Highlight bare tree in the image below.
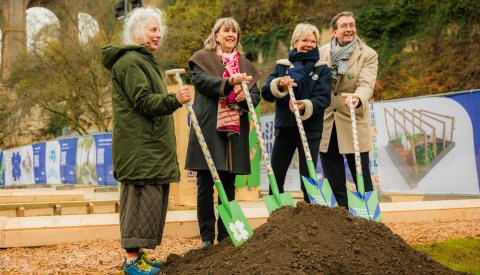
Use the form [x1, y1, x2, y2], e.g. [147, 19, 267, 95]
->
[7, 0, 121, 139]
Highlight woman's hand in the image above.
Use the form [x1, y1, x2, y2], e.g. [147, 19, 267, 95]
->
[176, 86, 192, 104]
[228, 73, 248, 86]
[289, 99, 304, 113]
[278, 76, 295, 88]
[233, 85, 245, 102]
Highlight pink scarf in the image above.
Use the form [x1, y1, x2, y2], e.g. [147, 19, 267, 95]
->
[216, 47, 242, 135]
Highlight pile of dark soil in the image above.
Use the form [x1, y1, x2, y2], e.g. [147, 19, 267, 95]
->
[163, 202, 456, 274]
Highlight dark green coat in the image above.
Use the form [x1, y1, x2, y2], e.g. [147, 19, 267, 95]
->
[101, 45, 182, 184]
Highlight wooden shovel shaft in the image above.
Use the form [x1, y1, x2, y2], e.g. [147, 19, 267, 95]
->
[241, 81, 280, 196]
[287, 86, 313, 162]
[287, 86, 318, 178]
[347, 95, 365, 195]
[168, 70, 231, 210]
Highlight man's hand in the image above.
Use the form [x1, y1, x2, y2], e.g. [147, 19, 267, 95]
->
[344, 95, 360, 108]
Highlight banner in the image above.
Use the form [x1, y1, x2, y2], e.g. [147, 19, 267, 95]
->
[447, 91, 480, 191]
[373, 90, 480, 194]
[76, 135, 97, 185]
[3, 146, 34, 185]
[93, 134, 116, 186]
[259, 113, 303, 192]
[45, 141, 61, 184]
[60, 138, 77, 184]
[33, 143, 46, 184]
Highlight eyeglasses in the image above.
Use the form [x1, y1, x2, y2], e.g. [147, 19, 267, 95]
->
[337, 24, 356, 30]
[300, 39, 317, 45]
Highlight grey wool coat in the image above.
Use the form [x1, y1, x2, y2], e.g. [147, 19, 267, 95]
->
[185, 49, 260, 174]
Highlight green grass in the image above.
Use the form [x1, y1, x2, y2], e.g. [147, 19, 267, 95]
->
[414, 238, 480, 274]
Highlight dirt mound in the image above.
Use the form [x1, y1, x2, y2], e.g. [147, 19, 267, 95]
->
[163, 202, 456, 275]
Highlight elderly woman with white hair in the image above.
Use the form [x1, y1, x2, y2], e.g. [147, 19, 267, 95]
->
[261, 23, 331, 203]
[101, 7, 191, 275]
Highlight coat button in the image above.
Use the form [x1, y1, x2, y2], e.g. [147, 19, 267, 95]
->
[334, 92, 337, 96]
[333, 108, 336, 112]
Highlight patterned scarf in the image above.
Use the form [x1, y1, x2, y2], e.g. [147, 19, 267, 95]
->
[287, 48, 319, 99]
[330, 37, 358, 80]
[216, 47, 241, 135]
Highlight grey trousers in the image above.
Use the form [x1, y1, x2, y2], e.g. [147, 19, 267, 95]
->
[119, 183, 169, 250]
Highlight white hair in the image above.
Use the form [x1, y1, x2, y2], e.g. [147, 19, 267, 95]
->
[122, 7, 166, 46]
[290, 23, 320, 50]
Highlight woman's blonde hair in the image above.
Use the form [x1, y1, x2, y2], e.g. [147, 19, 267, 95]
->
[290, 23, 320, 50]
[204, 17, 243, 52]
[122, 7, 166, 46]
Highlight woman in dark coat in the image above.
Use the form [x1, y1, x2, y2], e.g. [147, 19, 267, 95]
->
[101, 7, 191, 275]
[185, 17, 260, 248]
[262, 23, 331, 203]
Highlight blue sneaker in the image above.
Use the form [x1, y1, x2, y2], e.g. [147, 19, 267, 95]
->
[123, 256, 160, 275]
[140, 250, 161, 268]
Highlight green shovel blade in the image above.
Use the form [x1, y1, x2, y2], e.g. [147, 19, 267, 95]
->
[264, 192, 295, 214]
[303, 176, 338, 207]
[263, 173, 295, 214]
[347, 189, 382, 222]
[216, 199, 254, 246]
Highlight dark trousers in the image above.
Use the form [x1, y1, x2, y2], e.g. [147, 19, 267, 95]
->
[196, 170, 236, 243]
[270, 127, 321, 203]
[320, 124, 373, 209]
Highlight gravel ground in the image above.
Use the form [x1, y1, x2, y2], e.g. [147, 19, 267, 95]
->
[0, 218, 478, 274]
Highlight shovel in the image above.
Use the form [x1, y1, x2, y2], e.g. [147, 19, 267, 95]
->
[287, 85, 337, 207]
[343, 93, 382, 222]
[166, 69, 253, 246]
[240, 80, 295, 214]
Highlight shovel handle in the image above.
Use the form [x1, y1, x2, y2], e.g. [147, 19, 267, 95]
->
[287, 86, 318, 179]
[166, 68, 186, 76]
[347, 95, 365, 195]
[241, 81, 281, 196]
[240, 81, 272, 174]
[287, 85, 312, 162]
[168, 70, 220, 183]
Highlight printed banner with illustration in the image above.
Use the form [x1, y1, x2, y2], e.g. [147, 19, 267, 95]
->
[373, 90, 480, 195]
[259, 90, 480, 195]
[0, 134, 116, 186]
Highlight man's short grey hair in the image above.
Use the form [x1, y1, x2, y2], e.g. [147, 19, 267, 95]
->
[204, 17, 243, 52]
[290, 23, 320, 50]
[122, 7, 166, 46]
[330, 11, 356, 29]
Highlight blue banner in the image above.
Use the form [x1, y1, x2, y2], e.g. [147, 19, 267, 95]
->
[60, 138, 77, 184]
[93, 134, 116, 186]
[33, 143, 46, 184]
[447, 90, 480, 190]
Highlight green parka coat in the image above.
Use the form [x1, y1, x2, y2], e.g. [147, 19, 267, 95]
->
[101, 45, 182, 184]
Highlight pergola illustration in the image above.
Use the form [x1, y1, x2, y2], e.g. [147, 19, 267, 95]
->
[384, 108, 455, 188]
